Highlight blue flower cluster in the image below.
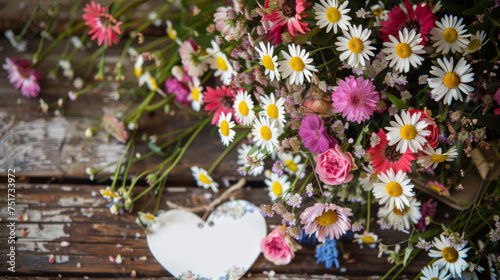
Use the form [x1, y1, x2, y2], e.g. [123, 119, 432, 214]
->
[315, 237, 339, 269]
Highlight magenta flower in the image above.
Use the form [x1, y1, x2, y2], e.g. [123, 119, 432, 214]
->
[299, 115, 337, 154]
[332, 76, 380, 124]
[3, 58, 42, 98]
[203, 86, 243, 125]
[300, 203, 353, 242]
[83, 1, 123, 47]
[165, 77, 190, 105]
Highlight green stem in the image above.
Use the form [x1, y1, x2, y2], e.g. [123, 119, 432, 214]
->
[154, 177, 166, 214]
[114, 0, 149, 18]
[290, 156, 309, 191]
[110, 130, 135, 192]
[381, 263, 401, 280]
[16, 2, 39, 41]
[391, 249, 420, 280]
[366, 191, 371, 232]
[144, 94, 175, 112]
[207, 128, 250, 175]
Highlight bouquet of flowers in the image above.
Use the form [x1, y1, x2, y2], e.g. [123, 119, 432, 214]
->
[4, 0, 500, 278]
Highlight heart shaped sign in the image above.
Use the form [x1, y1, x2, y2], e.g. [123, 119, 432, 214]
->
[147, 200, 267, 279]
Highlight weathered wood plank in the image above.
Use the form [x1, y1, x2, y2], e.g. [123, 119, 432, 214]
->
[0, 182, 453, 278]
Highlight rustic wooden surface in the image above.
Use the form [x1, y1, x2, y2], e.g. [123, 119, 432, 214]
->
[0, 34, 462, 279]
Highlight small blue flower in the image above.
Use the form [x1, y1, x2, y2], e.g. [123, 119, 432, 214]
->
[298, 229, 319, 246]
[315, 237, 339, 269]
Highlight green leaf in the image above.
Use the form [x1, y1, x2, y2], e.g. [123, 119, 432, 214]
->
[441, 223, 448, 232]
[467, 21, 491, 36]
[109, 2, 115, 15]
[463, 3, 484, 15]
[373, 67, 390, 91]
[386, 92, 409, 110]
[148, 141, 167, 157]
[191, 34, 215, 48]
[410, 227, 442, 243]
[247, 145, 260, 157]
[403, 247, 413, 266]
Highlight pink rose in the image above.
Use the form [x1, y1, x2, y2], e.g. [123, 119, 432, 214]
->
[261, 226, 294, 265]
[315, 145, 357, 185]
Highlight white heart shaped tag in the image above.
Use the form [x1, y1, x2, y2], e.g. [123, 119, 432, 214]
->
[147, 200, 267, 279]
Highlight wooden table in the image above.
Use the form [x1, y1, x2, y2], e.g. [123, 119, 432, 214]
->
[0, 36, 459, 279]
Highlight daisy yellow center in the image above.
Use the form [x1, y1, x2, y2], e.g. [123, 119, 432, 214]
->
[372, 6, 384, 17]
[316, 210, 338, 226]
[220, 120, 230, 136]
[191, 88, 200, 101]
[430, 278, 439, 280]
[144, 214, 156, 220]
[285, 159, 298, 172]
[168, 26, 176, 40]
[149, 77, 158, 91]
[442, 247, 459, 263]
[326, 7, 341, 23]
[392, 205, 409, 215]
[431, 154, 448, 163]
[361, 236, 375, 243]
[272, 181, 283, 196]
[386, 181, 403, 197]
[400, 125, 418, 140]
[443, 28, 458, 43]
[262, 55, 275, 71]
[396, 42, 412, 58]
[260, 126, 272, 141]
[238, 101, 249, 116]
[289, 56, 305, 71]
[267, 104, 279, 119]
[443, 72, 460, 89]
[134, 67, 142, 77]
[216, 57, 228, 71]
[199, 174, 211, 185]
[468, 39, 481, 51]
[348, 37, 364, 54]
[101, 190, 120, 198]
[429, 184, 448, 196]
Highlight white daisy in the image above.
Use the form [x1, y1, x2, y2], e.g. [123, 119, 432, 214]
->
[138, 71, 159, 92]
[313, 0, 352, 34]
[166, 20, 182, 45]
[335, 24, 376, 68]
[279, 152, 305, 179]
[134, 54, 144, 77]
[264, 170, 291, 201]
[359, 164, 379, 192]
[377, 197, 421, 232]
[191, 166, 219, 193]
[255, 41, 280, 82]
[259, 92, 286, 127]
[465, 30, 489, 54]
[188, 78, 204, 112]
[373, 168, 415, 211]
[217, 112, 236, 146]
[430, 14, 470, 55]
[137, 212, 159, 231]
[233, 89, 255, 126]
[418, 145, 459, 169]
[252, 115, 280, 153]
[420, 265, 452, 280]
[428, 57, 475, 105]
[382, 28, 425, 73]
[278, 44, 317, 85]
[353, 231, 378, 246]
[428, 234, 470, 278]
[207, 40, 235, 85]
[385, 110, 431, 154]
[237, 144, 265, 176]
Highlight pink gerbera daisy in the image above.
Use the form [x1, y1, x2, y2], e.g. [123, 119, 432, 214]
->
[3, 58, 43, 98]
[379, 0, 436, 45]
[300, 203, 352, 242]
[263, 0, 310, 37]
[83, 1, 123, 47]
[331, 76, 380, 124]
[367, 129, 416, 175]
[203, 86, 243, 125]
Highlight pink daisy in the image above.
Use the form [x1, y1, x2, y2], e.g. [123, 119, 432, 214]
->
[82, 1, 123, 47]
[3, 58, 42, 98]
[179, 39, 208, 78]
[203, 86, 243, 125]
[263, 0, 310, 37]
[331, 76, 380, 124]
[298, 114, 337, 154]
[367, 129, 416, 175]
[379, 0, 436, 45]
[300, 203, 352, 242]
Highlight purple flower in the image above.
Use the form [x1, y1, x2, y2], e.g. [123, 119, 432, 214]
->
[298, 115, 337, 154]
[3, 58, 42, 98]
[165, 77, 190, 105]
[272, 161, 284, 176]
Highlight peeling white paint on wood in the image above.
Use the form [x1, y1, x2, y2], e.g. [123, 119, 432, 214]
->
[58, 197, 103, 207]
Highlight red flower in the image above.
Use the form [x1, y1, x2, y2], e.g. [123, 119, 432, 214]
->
[379, 0, 436, 45]
[367, 129, 416, 174]
[263, 0, 310, 37]
[203, 86, 243, 125]
[83, 1, 123, 47]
